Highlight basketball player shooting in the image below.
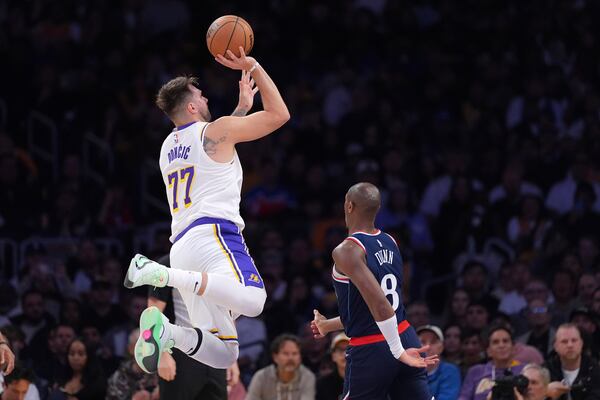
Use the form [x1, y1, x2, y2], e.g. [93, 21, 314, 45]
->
[123, 46, 290, 374]
[311, 183, 437, 399]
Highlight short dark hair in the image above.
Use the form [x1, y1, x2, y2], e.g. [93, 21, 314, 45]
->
[460, 328, 482, 342]
[443, 322, 462, 334]
[461, 260, 487, 276]
[270, 333, 301, 355]
[466, 300, 490, 314]
[485, 323, 513, 345]
[4, 364, 35, 385]
[553, 268, 575, 283]
[156, 76, 198, 119]
[22, 289, 43, 304]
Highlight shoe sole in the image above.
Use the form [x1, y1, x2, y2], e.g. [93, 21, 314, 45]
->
[134, 306, 164, 373]
[123, 256, 141, 289]
[123, 256, 156, 289]
[123, 272, 135, 288]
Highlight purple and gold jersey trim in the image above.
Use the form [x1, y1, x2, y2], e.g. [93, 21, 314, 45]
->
[175, 121, 199, 130]
[209, 328, 238, 342]
[213, 224, 243, 284]
[176, 217, 264, 289]
[214, 222, 264, 289]
[174, 216, 231, 243]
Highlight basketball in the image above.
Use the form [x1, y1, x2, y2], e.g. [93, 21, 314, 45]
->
[206, 15, 254, 59]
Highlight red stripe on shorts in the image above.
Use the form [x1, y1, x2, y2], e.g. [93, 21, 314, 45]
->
[349, 320, 410, 346]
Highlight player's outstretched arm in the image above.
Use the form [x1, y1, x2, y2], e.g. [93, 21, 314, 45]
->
[333, 241, 438, 368]
[212, 47, 290, 143]
[311, 310, 343, 339]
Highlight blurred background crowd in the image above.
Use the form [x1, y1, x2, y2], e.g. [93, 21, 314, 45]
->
[1, 0, 600, 399]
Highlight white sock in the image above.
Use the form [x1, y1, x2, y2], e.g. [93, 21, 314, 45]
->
[167, 268, 203, 294]
[169, 323, 200, 355]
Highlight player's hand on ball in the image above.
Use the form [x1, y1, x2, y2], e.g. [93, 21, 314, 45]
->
[215, 47, 256, 71]
[236, 70, 259, 112]
[157, 351, 176, 381]
[311, 309, 328, 338]
[398, 346, 439, 368]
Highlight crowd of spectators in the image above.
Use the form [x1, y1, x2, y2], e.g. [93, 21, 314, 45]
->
[1, 0, 600, 398]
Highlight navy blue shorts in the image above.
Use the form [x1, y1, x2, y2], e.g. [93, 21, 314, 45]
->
[343, 326, 431, 400]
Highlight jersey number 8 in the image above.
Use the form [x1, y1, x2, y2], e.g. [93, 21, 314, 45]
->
[380, 274, 400, 311]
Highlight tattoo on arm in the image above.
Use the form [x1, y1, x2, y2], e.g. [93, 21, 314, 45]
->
[231, 108, 248, 117]
[203, 134, 228, 155]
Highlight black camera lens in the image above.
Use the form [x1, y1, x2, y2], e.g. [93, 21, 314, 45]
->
[491, 373, 529, 400]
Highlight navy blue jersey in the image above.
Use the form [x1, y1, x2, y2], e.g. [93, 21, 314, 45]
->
[332, 230, 406, 338]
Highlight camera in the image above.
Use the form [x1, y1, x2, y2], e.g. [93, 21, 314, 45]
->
[491, 371, 529, 400]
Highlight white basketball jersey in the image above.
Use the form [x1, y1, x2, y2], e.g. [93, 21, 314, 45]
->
[159, 121, 244, 242]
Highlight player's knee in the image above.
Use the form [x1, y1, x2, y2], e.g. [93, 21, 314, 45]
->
[220, 344, 239, 368]
[241, 297, 264, 317]
[243, 288, 266, 317]
[246, 301, 264, 317]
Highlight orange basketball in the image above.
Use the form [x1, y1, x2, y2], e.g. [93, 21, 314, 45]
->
[206, 15, 254, 58]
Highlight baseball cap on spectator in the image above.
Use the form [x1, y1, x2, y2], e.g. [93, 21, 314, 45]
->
[570, 307, 593, 321]
[416, 325, 444, 341]
[330, 332, 350, 351]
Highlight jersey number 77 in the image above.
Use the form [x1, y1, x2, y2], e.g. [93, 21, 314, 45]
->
[167, 166, 195, 212]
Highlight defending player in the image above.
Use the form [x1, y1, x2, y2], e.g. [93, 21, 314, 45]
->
[311, 182, 437, 400]
[124, 47, 290, 373]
